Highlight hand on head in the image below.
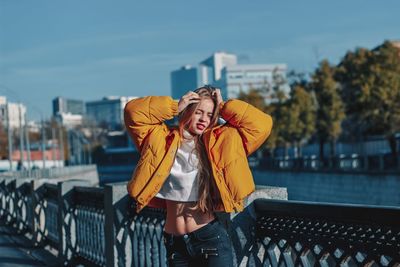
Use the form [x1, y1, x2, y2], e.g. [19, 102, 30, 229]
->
[212, 88, 223, 107]
[178, 91, 200, 113]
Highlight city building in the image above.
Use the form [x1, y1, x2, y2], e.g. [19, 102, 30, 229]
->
[86, 96, 136, 130]
[11, 147, 61, 161]
[199, 52, 237, 85]
[170, 52, 288, 102]
[0, 96, 26, 129]
[171, 65, 198, 100]
[26, 120, 41, 133]
[217, 64, 289, 101]
[52, 97, 85, 116]
[55, 113, 83, 129]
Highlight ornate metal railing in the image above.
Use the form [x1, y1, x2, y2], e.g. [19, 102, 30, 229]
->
[0, 178, 15, 224]
[254, 199, 400, 266]
[74, 186, 106, 266]
[14, 178, 33, 232]
[43, 183, 59, 245]
[0, 174, 399, 267]
[104, 183, 167, 267]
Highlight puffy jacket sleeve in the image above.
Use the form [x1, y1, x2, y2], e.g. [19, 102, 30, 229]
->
[220, 99, 273, 156]
[124, 96, 178, 152]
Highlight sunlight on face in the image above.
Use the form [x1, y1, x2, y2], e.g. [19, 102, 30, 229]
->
[188, 98, 215, 135]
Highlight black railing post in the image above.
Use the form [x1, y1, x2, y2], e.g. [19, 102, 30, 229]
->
[57, 179, 90, 266]
[15, 178, 32, 233]
[30, 178, 47, 246]
[4, 178, 16, 225]
[104, 182, 131, 267]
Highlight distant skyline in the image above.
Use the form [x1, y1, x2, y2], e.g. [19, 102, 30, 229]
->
[1, 0, 399, 121]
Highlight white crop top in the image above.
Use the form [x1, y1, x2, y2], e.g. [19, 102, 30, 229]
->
[156, 132, 199, 202]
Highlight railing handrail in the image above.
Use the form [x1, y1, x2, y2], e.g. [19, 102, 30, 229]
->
[0, 165, 98, 179]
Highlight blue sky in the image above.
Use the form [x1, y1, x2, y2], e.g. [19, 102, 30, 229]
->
[0, 0, 399, 120]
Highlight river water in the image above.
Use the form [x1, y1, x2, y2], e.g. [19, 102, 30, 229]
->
[98, 165, 400, 207]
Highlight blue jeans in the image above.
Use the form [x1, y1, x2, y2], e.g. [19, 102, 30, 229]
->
[163, 218, 234, 267]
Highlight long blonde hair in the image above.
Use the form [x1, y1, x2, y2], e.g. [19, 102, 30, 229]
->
[178, 86, 221, 212]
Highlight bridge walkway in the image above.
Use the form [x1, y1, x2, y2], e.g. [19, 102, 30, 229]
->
[0, 219, 57, 267]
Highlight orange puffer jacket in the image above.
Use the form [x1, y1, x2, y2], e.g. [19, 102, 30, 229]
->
[124, 96, 273, 213]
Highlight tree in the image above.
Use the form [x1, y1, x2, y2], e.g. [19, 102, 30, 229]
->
[311, 60, 345, 159]
[237, 88, 275, 154]
[335, 47, 373, 139]
[336, 41, 400, 157]
[237, 86, 287, 156]
[267, 69, 292, 155]
[238, 70, 316, 159]
[263, 102, 289, 156]
[284, 85, 316, 157]
[237, 88, 266, 111]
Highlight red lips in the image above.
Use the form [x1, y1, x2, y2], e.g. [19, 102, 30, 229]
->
[196, 123, 206, 130]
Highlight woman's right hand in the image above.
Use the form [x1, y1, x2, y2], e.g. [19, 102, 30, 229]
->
[178, 91, 200, 113]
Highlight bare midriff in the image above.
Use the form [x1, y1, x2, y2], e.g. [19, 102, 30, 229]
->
[164, 200, 215, 235]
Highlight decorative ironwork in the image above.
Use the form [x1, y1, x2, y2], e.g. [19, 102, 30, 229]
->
[104, 183, 167, 267]
[126, 206, 166, 267]
[0, 178, 16, 224]
[2, 175, 399, 267]
[14, 181, 32, 232]
[46, 199, 59, 243]
[255, 199, 400, 266]
[74, 186, 106, 266]
[76, 205, 106, 266]
[44, 184, 59, 244]
[31, 183, 49, 246]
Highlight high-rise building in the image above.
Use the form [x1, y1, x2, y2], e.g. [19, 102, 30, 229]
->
[218, 64, 289, 101]
[171, 65, 198, 100]
[0, 96, 26, 129]
[52, 97, 85, 128]
[52, 97, 85, 116]
[170, 52, 288, 102]
[198, 52, 237, 85]
[86, 96, 136, 130]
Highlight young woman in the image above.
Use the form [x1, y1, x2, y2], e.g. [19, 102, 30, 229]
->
[124, 86, 272, 266]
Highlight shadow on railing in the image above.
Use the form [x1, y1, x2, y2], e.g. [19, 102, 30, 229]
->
[0, 175, 399, 266]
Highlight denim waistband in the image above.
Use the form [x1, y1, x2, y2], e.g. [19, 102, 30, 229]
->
[163, 218, 219, 241]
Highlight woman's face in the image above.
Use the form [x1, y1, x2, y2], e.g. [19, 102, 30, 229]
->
[188, 98, 215, 135]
